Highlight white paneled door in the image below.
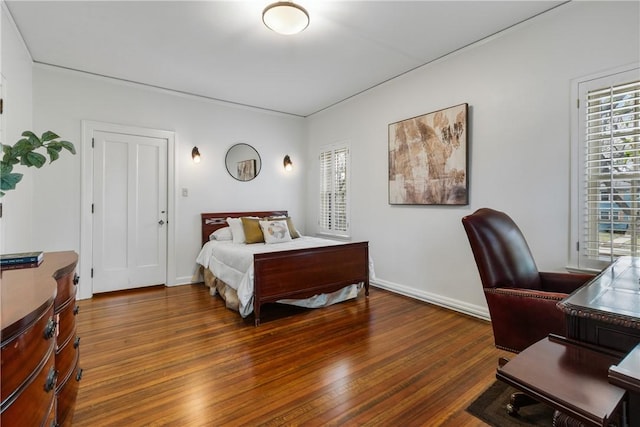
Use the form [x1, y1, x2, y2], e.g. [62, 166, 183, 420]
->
[92, 130, 168, 293]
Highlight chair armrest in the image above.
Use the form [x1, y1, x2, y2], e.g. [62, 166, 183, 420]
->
[539, 271, 596, 294]
[486, 287, 568, 302]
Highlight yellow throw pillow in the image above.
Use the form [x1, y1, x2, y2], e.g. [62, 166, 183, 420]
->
[241, 217, 264, 243]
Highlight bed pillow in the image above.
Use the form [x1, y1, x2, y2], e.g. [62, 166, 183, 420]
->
[241, 217, 265, 244]
[259, 219, 293, 244]
[210, 226, 232, 241]
[268, 216, 300, 239]
[226, 217, 246, 244]
[285, 217, 300, 239]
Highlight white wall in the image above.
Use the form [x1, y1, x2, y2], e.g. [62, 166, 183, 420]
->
[0, 2, 34, 254]
[31, 65, 306, 292]
[305, 1, 640, 318]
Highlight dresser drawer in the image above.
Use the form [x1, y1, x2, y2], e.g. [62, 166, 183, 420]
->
[54, 269, 78, 309]
[56, 353, 81, 427]
[56, 299, 78, 351]
[1, 305, 56, 403]
[0, 345, 56, 426]
[56, 332, 79, 387]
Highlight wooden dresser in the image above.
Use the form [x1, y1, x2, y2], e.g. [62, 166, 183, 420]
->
[1, 251, 81, 426]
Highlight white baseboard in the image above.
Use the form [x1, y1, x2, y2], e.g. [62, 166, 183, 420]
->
[371, 278, 490, 321]
[169, 276, 199, 286]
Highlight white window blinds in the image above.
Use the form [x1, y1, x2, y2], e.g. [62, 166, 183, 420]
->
[578, 75, 640, 269]
[319, 143, 350, 236]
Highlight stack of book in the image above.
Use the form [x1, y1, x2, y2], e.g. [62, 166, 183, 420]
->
[1, 251, 44, 270]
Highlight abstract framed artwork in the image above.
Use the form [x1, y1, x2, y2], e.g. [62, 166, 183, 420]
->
[388, 103, 468, 205]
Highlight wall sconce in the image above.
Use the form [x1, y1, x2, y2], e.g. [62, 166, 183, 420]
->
[192, 146, 201, 163]
[283, 155, 293, 172]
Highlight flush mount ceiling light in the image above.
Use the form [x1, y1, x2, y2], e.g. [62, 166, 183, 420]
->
[262, 2, 309, 35]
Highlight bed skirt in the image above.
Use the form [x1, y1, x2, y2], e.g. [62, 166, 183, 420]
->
[201, 266, 363, 316]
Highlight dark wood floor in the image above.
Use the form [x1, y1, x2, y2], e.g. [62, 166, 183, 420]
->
[72, 284, 507, 426]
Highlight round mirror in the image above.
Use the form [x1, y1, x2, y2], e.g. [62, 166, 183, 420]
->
[225, 143, 261, 181]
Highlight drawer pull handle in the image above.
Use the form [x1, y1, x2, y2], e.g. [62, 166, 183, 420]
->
[44, 367, 58, 392]
[73, 273, 80, 285]
[43, 318, 57, 340]
[73, 305, 80, 315]
[74, 336, 81, 348]
[76, 368, 84, 382]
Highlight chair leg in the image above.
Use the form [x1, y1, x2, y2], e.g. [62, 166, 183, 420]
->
[506, 392, 538, 416]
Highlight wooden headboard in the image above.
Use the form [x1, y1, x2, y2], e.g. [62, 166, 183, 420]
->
[201, 211, 288, 246]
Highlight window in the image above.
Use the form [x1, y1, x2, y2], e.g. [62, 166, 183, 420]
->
[572, 68, 640, 270]
[319, 142, 350, 237]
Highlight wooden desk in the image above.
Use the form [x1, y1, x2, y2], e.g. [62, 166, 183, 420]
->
[497, 335, 625, 427]
[609, 343, 640, 427]
[558, 256, 640, 425]
[558, 256, 640, 354]
[497, 257, 640, 426]
[610, 343, 640, 394]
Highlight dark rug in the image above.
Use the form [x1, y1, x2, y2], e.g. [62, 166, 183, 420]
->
[467, 381, 555, 426]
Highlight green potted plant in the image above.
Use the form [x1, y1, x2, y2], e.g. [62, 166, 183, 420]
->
[1, 130, 76, 197]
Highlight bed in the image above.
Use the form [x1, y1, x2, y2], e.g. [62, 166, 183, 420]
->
[197, 211, 370, 326]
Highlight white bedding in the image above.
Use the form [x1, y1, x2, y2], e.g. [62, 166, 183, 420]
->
[195, 236, 374, 317]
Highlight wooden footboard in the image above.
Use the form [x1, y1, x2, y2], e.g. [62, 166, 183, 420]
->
[253, 241, 369, 326]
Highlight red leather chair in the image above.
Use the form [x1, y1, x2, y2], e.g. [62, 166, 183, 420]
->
[462, 208, 595, 353]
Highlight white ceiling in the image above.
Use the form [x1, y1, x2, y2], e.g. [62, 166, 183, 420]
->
[6, 1, 565, 117]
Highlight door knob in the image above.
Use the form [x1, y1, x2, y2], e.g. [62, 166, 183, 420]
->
[158, 220, 165, 225]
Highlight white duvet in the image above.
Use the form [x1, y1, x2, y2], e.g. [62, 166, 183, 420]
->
[195, 236, 374, 317]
